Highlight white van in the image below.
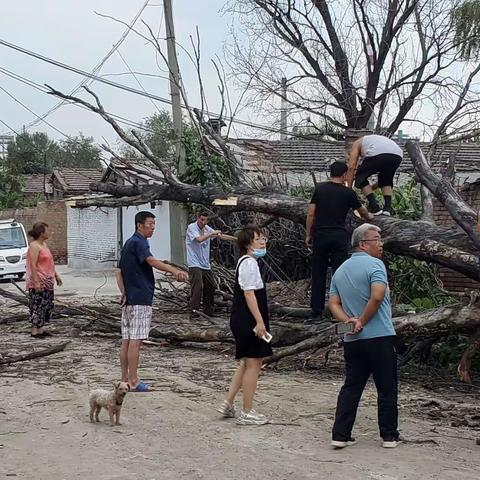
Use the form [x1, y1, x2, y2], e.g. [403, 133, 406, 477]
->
[0, 219, 29, 279]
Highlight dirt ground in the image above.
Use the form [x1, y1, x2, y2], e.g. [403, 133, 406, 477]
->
[1, 291, 480, 480]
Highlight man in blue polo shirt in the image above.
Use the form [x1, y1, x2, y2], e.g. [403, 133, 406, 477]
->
[328, 223, 400, 449]
[116, 211, 188, 392]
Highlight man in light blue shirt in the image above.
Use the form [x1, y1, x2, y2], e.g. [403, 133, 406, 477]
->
[186, 211, 236, 317]
[328, 223, 400, 449]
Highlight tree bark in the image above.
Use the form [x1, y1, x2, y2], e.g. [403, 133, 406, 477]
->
[0, 342, 70, 365]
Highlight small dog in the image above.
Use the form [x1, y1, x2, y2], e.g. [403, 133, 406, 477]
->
[89, 381, 130, 426]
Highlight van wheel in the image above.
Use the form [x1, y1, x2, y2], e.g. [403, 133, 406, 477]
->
[17, 273, 25, 280]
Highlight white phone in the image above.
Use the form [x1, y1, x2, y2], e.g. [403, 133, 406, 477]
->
[253, 326, 273, 343]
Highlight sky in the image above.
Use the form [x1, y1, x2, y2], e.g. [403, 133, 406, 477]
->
[0, 0, 256, 148]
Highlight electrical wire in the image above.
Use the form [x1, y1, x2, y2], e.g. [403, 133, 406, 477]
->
[20, 0, 151, 132]
[0, 36, 312, 139]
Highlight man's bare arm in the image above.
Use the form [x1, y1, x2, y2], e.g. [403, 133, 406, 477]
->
[357, 206, 373, 220]
[346, 139, 361, 188]
[358, 283, 386, 326]
[194, 230, 220, 243]
[328, 294, 350, 323]
[218, 233, 237, 242]
[146, 257, 188, 282]
[306, 204, 316, 246]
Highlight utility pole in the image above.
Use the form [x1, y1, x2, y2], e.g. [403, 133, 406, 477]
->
[164, 0, 187, 264]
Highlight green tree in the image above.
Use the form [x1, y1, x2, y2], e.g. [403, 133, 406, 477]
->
[6, 131, 60, 174]
[453, 1, 480, 58]
[0, 153, 24, 209]
[54, 133, 103, 169]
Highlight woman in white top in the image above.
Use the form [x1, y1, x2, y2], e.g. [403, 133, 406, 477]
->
[217, 226, 272, 425]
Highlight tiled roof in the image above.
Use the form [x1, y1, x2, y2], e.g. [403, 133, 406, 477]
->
[22, 174, 46, 194]
[52, 168, 105, 194]
[226, 138, 480, 174]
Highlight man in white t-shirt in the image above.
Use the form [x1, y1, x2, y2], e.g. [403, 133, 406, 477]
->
[185, 212, 236, 317]
[346, 134, 403, 216]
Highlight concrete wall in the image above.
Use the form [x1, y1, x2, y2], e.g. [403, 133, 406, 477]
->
[121, 202, 171, 261]
[0, 201, 67, 264]
[67, 206, 118, 270]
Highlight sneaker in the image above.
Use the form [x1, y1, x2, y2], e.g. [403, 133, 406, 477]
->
[304, 314, 322, 325]
[331, 438, 356, 449]
[236, 409, 269, 425]
[369, 205, 383, 216]
[381, 207, 395, 217]
[382, 437, 401, 448]
[217, 400, 236, 418]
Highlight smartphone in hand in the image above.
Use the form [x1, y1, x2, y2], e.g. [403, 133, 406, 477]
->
[335, 322, 354, 335]
[253, 326, 273, 343]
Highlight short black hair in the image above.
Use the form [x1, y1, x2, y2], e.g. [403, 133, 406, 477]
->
[330, 161, 348, 177]
[135, 211, 155, 229]
[197, 211, 209, 218]
[237, 225, 263, 256]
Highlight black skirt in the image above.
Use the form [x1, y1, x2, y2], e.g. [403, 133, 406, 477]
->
[230, 257, 273, 359]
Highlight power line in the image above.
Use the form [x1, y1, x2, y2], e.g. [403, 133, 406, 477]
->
[0, 36, 304, 138]
[19, 0, 151, 132]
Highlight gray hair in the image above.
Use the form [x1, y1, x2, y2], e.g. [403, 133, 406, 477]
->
[351, 223, 381, 248]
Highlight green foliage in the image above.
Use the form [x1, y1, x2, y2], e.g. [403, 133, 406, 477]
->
[6, 131, 102, 174]
[453, 1, 480, 59]
[430, 335, 480, 373]
[7, 131, 60, 174]
[54, 134, 102, 169]
[383, 181, 455, 310]
[179, 128, 233, 187]
[289, 183, 314, 200]
[0, 155, 24, 209]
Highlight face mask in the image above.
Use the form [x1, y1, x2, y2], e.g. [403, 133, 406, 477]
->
[253, 247, 267, 258]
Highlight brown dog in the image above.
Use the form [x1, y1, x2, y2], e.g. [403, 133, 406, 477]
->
[89, 381, 130, 426]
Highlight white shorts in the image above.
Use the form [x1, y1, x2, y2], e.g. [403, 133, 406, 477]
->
[121, 305, 152, 340]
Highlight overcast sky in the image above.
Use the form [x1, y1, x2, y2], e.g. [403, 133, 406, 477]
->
[0, 0, 257, 147]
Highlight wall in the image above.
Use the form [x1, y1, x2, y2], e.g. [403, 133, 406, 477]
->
[0, 201, 67, 264]
[67, 206, 118, 270]
[433, 186, 480, 293]
[121, 202, 171, 261]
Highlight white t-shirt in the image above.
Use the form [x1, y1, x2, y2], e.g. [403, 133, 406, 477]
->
[237, 255, 264, 291]
[361, 135, 403, 158]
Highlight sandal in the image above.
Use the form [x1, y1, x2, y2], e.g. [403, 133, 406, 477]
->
[31, 333, 45, 339]
[129, 381, 153, 392]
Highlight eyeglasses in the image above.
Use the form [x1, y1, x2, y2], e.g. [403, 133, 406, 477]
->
[361, 238, 384, 244]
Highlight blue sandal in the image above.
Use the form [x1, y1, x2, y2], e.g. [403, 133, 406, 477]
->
[129, 382, 152, 392]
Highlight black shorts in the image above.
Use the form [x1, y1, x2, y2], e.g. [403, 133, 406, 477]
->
[354, 153, 402, 189]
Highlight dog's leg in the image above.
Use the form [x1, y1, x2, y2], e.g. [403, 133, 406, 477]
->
[89, 404, 95, 423]
[108, 407, 115, 426]
[115, 408, 121, 426]
[95, 406, 101, 422]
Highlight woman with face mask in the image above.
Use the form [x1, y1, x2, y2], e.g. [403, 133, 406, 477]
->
[217, 226, 272, 425]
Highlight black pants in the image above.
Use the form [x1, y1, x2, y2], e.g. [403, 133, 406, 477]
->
[311, 229, 349, 315]
[332, 336, 399, 441]
[189, 267, 215, 315]
[354, 153, 402, 189]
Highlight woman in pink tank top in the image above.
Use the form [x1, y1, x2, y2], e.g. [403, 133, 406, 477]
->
[25, 222, 63, 338]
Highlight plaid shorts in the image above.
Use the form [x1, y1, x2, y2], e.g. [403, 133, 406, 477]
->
[121, 305, 152, 340]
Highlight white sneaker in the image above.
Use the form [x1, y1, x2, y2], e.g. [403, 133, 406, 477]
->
[331, 438, 357, 449]
[382, 438, 401, 448]
[216, 400, 236, 418]
[236, 409, 269, 425]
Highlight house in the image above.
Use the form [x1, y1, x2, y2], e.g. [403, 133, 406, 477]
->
[65, 160, 175, 270]
[49, 168, 104, 200]
[22, 174, 52, 200]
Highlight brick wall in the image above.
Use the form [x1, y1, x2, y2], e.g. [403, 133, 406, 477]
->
[433, 188, 480, 293]
[67, 207, 118, 270]
[0, 201, 67, 264]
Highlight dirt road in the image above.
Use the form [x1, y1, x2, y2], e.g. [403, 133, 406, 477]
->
[1, 309, 479, 480]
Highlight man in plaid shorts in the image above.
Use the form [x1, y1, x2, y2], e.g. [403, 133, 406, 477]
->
[116, 211, 188, 392]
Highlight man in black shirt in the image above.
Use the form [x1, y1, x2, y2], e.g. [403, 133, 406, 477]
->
[306, 161, 371, 320]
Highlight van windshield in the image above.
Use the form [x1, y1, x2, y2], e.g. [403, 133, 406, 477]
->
[0, 227, 27, 250]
